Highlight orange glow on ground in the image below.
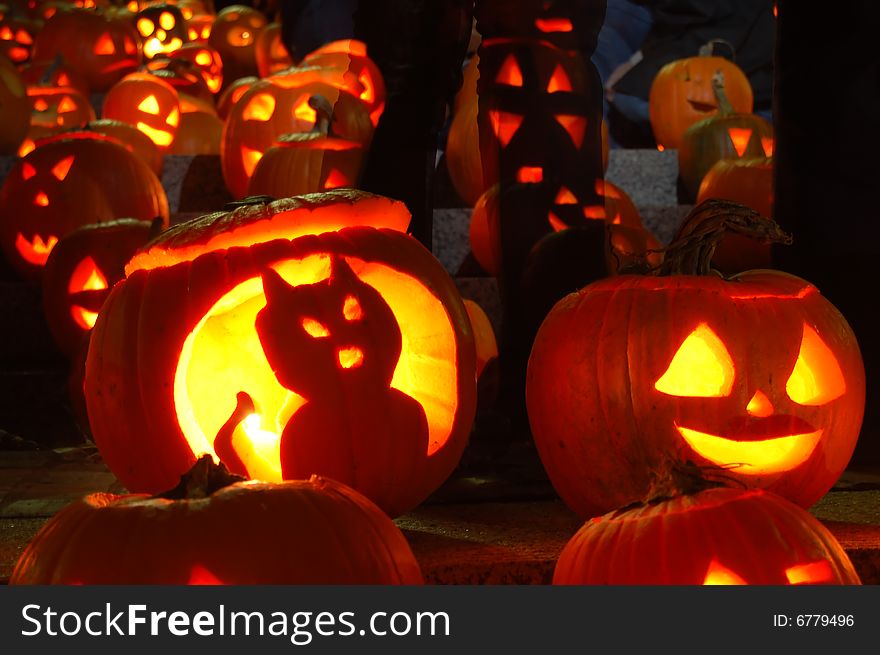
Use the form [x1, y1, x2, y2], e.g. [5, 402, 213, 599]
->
[172, 256, 459, 480]
[655, 323, 734, 397]
[677, 425, 823, 475]
[728, 127, 753, 157]
[15, 233, 57, 265]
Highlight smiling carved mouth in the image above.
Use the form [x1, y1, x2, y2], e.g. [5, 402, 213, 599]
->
[676, 422, 823, 475]
[687, 99, 716, 113]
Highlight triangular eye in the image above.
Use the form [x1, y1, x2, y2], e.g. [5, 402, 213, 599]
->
[554, 187, 577, 204]
[301, 318, 330, 338]
[22, 162, 36, 180]
[57, 96, 76, 113]
[293, 97, 316, 123]
[33, 98, 48, 111]
[761, 136, 774, 157]
[343, 295, 363, 321]
[488, 110, 523, 147]
[241, 145, 263, 177]
[16, 29, 33, 45]
[166, 106, 180, 127]
[547, 212, 567, 232]
[555, 114, 586, 147]
[727, 127, 752, 157]
[495, 55, 523, 87]
[786, 324, 846, 405]
[655, 323, 735, 397]
[51, 155, 74, 180]
[93, 33, 115, 55]
[703, 560, 747, 585]
[124, 36, 137, 55]
[785, 560, 833, 585]
[323, 169, 349, 189]
[546, 64, 572, 93]
[138, 95, 161, 114]
[243, 93, 275, 121]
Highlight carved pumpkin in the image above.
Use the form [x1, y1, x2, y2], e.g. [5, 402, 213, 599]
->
[526, 202, 865, 517]
[11, 457, 424, 584]
[135, 2, 188, 60]
[300, 39, 385, 127]
[696, 155, 775, 273]
[649, 44, 753, 150]
[222, 68, 373, 198]
[168, 41, 223, 94]
[84, 190, 477, 517]
[185, 12, 213, 43]
[216, 73, 255, 119]
[147, 56, 214, 103]
[32, 8, 142, 91]
[102, 71, 181, 150]
[0, 54, 30, 155]
[42, 218, 157, 358]
[0, 133, 169, 280]
[19, 58, 91, 98]
[555, 485, 861, 585]
[678, 72, 773, 199]
[0, 13, 38, 65]
[254, 21, 290, 78]
[26, 84, 95, 137]
[207, 4, 266, 85]
[247, 95, 365, 199]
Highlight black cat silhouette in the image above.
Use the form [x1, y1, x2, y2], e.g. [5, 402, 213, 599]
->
[230, 256, 429, 487]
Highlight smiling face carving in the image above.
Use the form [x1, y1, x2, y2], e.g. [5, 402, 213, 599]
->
[655, 321, 846, 476]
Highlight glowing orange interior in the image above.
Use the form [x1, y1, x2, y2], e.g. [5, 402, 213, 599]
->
[51, 155, 74, 181]
[495, 55, 523, 86]
[517, 166, 543, 183]
[68, 256, 108, 329]
[761, 137, 774, 157]
[172, 254, 460, 481]
[547, 212, 567, 232]
[555, 114, 586, 147]
[785, 560, 833, 585]
[786, 324, 846, 405]
[322, 168, 349, 189]
[489, 110, 522, 147]
[546, 64, 571, 93]
[15, 233, 58, 265]
[93, 33, 115, 55]
[746, 389, 773, 417]
[554, 187, 577, 204]
[243, 93, 275, 121]
[727, 127, 752, 157]
[655, 323, 734, 397]
[534, 17, 573, 32]
[703, 560, 747, 585]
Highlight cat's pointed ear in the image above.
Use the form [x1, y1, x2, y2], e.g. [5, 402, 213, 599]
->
[260, 267, 289, 304]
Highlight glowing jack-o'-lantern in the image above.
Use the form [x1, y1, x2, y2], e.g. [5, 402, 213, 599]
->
[554, 484, 861, 584]
[0, 14, 38, 65]
[222, 68, 373, 198]
[42, 218, 158, 357]
[0, 54, 30, 155]
[301, 39, 385, 127]
[0, 134, 169, 281]
[207, 4, 266, 84]
[248, 95, 365, 199]
[649, 43, 753, 150]
[80, 118, 164, 175]
[216, 74, 256, 119]
[32, 8, 142, 91]
[695, 156, 774, 273]
[26, 85, 95, 134]
[168, 42, 223, 93]
[254, 21, 291, 78]
[527, 201, 865, 518]
[678, 72, 773, 199]
[185, 13, 213, 43]
[136, 3, 188, 59]
[11, 456, 424, 585]
[20, 59, 91, 98]
[84, 191, 476, 518]
[102, 71, 181, 150]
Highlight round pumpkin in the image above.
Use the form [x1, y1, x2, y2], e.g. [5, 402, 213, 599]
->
[19, 58, 91, 98]
[526, 201, 865, 517]
[254, 21, 290, 78]
[216, 74, 256, 119]
[554, 485, 861, 585]
[134, 2, 188, 60]
[167, 41, 223, 94]
[103, 71, 182, 151]
[695, 155, 774, 273]
[222, 67, 373, 198]
[32, 8, 142, 91]
[207, 4, 266, 85]
[11, 456, 424, 584]
[648, 44, 753, 151]
[0, 133, 169, 280]
[82, 117, 164, 175]
[168, 92, 223, 154]
[0, 54, 30, 155]
[247, 95, 365, 198]
[84, 190, 476, 518]
[42, 218, 157, 358]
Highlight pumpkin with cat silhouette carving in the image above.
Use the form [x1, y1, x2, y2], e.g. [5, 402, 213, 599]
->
[84, 190, 477, 517]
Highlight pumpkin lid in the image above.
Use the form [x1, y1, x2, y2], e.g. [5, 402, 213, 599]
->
[126, 189, 412, 273]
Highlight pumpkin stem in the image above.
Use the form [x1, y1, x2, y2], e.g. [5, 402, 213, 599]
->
[155, 454, 247, 500]
[644, 459, 746, 504]
[711, 70, 735, 116]
[309, 94, 335, 136]
[224, 195, 275, 209]
[697, 39, 736, 61]
[40, 54, 65, 87]
[656, 199, 791, 277]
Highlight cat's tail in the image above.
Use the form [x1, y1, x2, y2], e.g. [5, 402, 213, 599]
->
[213, 391, 255, 478]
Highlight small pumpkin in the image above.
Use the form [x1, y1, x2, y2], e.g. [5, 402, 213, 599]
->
[527, 201, 865, 518]
[0, 132, 169, 280]
[678, 71, 773, 199]
[11, 456, 424, 584]
[102, 71, 181, 150]
[135, 2, 188, 60]
[0, 12, 39, 65]
[555, 481, 860, 585]
[167, 41, 223, 94]
[19, 57, 91, 98]
[207, 4, 266, 85]
[42, 218, 158, 358]
[247, 94, 365, 198]
[84, 190, 476, 517]
[648, 42, 753, 150]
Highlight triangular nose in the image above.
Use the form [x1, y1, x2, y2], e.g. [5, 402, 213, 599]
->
[746, 389, 774, 417]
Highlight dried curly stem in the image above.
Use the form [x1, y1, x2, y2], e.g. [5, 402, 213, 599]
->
[657, 199, 792, 277]
[155, 454, 246, 500]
